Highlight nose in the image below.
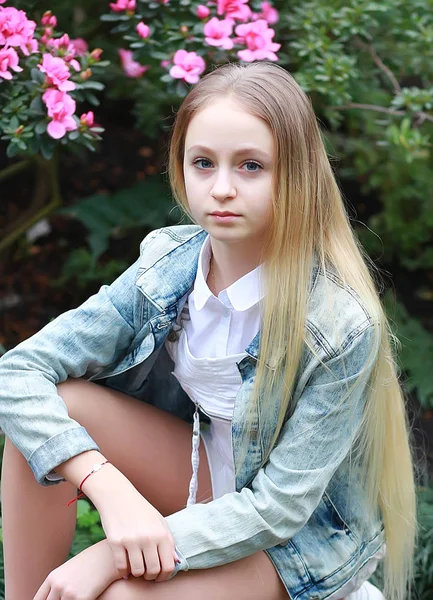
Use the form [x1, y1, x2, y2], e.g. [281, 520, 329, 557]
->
[210, 167, 236, 201]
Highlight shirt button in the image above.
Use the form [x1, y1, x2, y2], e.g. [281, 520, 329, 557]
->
[167, 330, 178, 342]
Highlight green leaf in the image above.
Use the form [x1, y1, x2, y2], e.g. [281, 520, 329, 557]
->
[30, 68, 45, 85]
[35, 121, 47, 135]
[93, 60, 111, 68]
[75, 81, 105, 91]
[29, 96, 45, 116]
[67, 129, 80, 141]
[100, 13, 132, 21]
[39, 136, 55, 160]
[57, 178, 173, 262]
[9, 116, 19, 130]
[84, 92, 101, 106]
[385, 292, 433, 408]
[6, 142, 20, 158]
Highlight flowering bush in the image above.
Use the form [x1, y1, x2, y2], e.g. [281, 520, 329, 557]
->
[104, 0, 281, 80]
[0, 2, 109, 159]
[100, 0, 282, 135]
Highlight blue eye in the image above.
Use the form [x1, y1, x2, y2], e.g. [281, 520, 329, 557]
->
[193, 159, 263, 171]
[193, 158, 213, 169]
[243, 161, 262, 172]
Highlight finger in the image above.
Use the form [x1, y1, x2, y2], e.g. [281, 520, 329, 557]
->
[127, 545, 146, 578]
[45, 589, 60, 600]
[154, 541, 176, 583]
[110, 543, 129, 576]
[142, 545, 161, 581]
[33, 579, 50, 600]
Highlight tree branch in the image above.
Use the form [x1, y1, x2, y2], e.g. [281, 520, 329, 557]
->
[353, 36, 401, 94]
[0, 158, 33, 183]
[326, 102, 433, 124]
[0, 154, 63, 254]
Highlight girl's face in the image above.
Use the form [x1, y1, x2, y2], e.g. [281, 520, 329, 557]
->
[183, 97, 274, 251]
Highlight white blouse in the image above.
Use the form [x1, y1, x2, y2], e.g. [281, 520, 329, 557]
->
[165, 234, 265, 502]
[183, 234, 265, 359]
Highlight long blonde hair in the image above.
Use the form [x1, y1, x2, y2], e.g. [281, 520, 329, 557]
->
[167, 61, 416, 600]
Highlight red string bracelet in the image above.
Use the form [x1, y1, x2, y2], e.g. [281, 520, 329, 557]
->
[66, 460, 111, 507]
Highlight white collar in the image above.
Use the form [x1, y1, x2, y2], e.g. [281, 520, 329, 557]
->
[193, 235, 265, 312]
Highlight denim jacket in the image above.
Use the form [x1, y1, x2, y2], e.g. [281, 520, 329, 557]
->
[0, 225, 385, 600]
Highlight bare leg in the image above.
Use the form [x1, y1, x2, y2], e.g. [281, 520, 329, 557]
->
[1, 437, 77, 599]
[1, 378, 212, 599]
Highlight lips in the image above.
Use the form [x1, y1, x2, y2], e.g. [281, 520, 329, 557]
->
[210, 211, 240, 216]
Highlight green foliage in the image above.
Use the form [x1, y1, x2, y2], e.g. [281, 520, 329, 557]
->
[369, 484, 433, 598]
[69, 499, 104, 557]
[51, 248, 129, 289]
[278, 0, 433, 275]
[57, 177, 173, 261]
[414, 485, 433, 599]
[52, 176, 179, 287]
[385, 292, 433, 409]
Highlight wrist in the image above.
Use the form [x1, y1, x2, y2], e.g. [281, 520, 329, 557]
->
[81, 465, 136, 506]
[54, 450, 108, 489]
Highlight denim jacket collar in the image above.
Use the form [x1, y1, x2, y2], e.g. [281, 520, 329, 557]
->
[136, 226, 319, 362]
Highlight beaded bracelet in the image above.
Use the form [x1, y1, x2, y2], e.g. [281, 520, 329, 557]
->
[66, 460, 111, 507]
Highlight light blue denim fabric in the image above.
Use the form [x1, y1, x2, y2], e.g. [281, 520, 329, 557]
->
[0, 225, 385, 599]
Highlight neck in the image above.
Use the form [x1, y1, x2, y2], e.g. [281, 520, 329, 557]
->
[207, 237, 263, 295]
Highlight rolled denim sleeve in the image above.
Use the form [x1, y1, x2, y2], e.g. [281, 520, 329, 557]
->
[0, 257, 141, 485]
[165, 323, 379, 573]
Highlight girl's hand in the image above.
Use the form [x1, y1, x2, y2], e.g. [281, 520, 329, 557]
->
[33, 539, 122, 600]
[85, 468, 178, 582]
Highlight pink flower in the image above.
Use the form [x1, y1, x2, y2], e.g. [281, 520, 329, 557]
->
[0, 46, 22, 80]
[169, 49, 205, 84]
[70, 38, 88, 56]
[40, 27, 53, 45]
[41, 11, 57, 27]
[118, 48, 149, 78]
[160, 59, 171, 68]
[38, 53, 76, 92]
[235, 19, 280, 61]
[90, 48, 103, 61]
[196, 4, 211, 19]
[80, 111, 94, 127]
[203, 17, 234, 50]
[42, 88, 77, 139]
[0, 1, 7, 4]
[109, 0, 136, 12]
[0, 6, 37, 56]
[252, 1, 279, 24]
[47, 34, 81, 71]
[217, 0, 251, 22]
[136, 22, 150, 39]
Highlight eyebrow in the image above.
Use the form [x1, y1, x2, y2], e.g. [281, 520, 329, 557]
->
[186, 144, 272, 160]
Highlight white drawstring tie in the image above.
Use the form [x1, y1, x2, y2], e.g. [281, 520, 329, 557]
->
[186, 404, 201, 506]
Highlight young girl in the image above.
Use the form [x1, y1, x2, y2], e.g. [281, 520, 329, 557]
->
[0, 61, 416, 600]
